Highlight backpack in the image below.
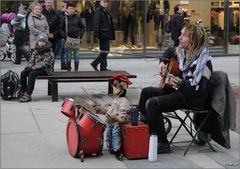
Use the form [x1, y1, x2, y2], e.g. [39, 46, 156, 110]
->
[164, 20, 171, 33]
[1, 70, 20, 100]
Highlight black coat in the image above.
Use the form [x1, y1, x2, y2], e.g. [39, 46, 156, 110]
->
[60, 13, 85, 39]
[42, 8, 61, 40]
[94, 5, 115, 40]
[170, 12, 184, 41]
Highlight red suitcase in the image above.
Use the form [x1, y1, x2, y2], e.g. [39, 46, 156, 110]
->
[121, 122, 149, 159]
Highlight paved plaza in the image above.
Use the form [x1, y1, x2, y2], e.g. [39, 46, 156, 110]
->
[0, 56, 239, 168]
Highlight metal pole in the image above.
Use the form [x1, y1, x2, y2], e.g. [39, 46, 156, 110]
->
[143, 0, 148, 56]
[223, 0, 229, 55]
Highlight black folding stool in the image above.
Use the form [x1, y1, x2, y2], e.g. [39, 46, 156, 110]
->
[166, 109, 216, 156]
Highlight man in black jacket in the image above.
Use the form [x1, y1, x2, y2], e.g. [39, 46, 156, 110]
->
[170, 4, 184, 47]
[90, 0, 115, 71]
[42, 0, 61, 58]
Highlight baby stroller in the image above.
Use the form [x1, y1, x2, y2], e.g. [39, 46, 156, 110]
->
[0, 25, 16, 62]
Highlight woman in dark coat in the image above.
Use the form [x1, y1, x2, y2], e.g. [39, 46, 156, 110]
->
[60, 2, 85, 71]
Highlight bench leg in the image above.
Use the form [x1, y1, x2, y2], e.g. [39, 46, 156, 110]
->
[51, 81, 58, 102]
[108, 81, 113, 94]
[48, 80, 52, 95]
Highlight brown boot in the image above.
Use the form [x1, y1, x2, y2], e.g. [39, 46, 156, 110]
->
[74, 62, 79, 71]
[19, 93, 32, 103]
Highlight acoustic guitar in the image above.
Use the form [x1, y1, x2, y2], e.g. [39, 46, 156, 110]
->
[160, 57, 181, 89]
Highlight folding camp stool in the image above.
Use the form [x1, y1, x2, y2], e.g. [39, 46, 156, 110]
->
[167, 109, 216, 156]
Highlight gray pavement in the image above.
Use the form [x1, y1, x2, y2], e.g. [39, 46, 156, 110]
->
[1, 56, 239, 168]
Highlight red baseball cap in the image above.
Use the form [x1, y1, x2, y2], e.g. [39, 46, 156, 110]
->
[109, 74, 132, 85]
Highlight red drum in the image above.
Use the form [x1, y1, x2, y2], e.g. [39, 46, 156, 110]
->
[61, 98, 75, 118]
[66, 110, 106, 159]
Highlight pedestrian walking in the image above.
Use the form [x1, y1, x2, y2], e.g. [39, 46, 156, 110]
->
[90, 0, 115, 71]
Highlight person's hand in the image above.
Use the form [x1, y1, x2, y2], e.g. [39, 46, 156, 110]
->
[48, 33, 53, 39]
[165, 74, 181, 90]
[159, 62, 167, 77]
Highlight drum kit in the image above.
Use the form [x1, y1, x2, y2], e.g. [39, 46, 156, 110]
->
[61, 97, 106, 162]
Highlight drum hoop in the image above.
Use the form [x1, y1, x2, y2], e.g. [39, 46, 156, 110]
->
[83, 110, 106, 126]
[66, 118, 81, 157]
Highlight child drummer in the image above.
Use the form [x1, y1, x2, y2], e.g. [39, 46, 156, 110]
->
[94, 74, 132, 160]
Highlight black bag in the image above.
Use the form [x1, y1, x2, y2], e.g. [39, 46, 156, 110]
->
[1, 70, 20, 100]
[164, 20, 171, 33]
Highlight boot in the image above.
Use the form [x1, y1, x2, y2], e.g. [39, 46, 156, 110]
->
[74, 61, 79, 71]
[67, 62, 71, 71]
[61, 62, 67, 70]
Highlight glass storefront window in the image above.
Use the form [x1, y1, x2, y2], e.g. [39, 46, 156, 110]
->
[1, 0, 238, 56]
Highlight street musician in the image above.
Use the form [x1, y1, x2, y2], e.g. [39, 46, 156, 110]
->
[138, 22, 213, 153]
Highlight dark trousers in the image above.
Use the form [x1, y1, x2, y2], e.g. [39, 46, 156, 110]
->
[14, 30, 31, 64]
[20, 68, 47, 95]
[138, 87, 187, 143]
[123, 14, 137, 45]
[50, 39, 59, 58]
[15, 44, 31, 64]
[91, 38, 110, 70]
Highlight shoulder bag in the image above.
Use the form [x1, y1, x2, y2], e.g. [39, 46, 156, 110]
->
[64, 16, 81, 51]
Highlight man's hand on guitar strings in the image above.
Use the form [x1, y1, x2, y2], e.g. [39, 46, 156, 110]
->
[159, 62, 167, 77]
[166, 74, 182, 90]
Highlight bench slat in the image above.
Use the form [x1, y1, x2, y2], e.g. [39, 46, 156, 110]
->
[37, 70, 137, 102]
[38, 70, 136, 79]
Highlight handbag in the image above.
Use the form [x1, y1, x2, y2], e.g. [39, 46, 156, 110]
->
[64, 16, 80, 51]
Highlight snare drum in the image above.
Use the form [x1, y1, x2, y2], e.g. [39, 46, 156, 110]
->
[66, 110, 106, 158]
[61, 98, 75, 118]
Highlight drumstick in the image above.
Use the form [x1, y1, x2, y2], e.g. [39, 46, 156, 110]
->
[81, 87, 108, 115]
[81, 87, 101, 106]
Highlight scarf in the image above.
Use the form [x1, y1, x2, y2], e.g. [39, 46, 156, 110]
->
[35, 41, 52, 55]
[177, 47, 211, 86]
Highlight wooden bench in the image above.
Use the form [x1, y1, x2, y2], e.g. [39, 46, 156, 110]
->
[37, 70, 137, 102]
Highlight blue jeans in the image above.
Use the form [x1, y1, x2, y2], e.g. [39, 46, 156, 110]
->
[56, 40, 66, 64]
[66, 49, 80, 62]
[105, 124, 121, 151]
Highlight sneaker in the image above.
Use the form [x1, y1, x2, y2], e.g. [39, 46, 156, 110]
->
[19, 94, 32, 103]
[157, 141, 171, 154]
[90, 63, 99, 71]
[115, 150, 124, 161]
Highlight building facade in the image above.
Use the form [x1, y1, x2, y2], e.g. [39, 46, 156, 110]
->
[1, 0, 239, 56]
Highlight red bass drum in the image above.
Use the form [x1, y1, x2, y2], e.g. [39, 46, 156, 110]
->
[66, 110, 106, 160]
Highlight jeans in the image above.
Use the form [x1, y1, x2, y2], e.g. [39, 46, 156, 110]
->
[20, 68, 47, 95]
[105, 124, 121, 151]
[91, 38, 109, 70]
[66, 49, 80, 62]
[56, 40, 66, 64]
